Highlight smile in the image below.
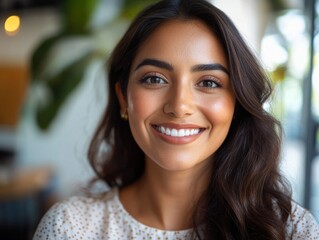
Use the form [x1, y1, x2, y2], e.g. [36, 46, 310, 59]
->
[154, 125, 203, 137]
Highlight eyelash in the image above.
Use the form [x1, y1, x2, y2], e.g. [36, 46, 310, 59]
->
[139, 73, 168, 85]
[196, 78, 222, 89]
[139, 73, 222, 89]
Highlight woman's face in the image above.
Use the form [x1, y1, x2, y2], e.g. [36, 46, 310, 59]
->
[117, 19, 235, 172]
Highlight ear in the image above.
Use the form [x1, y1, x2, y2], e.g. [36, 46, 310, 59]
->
[115, 82, 127, 111]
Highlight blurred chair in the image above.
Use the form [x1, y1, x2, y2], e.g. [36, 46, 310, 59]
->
[0, 166, 57, 240]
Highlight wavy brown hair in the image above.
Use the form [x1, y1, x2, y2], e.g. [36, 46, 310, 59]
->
[88, 0, 292, 239]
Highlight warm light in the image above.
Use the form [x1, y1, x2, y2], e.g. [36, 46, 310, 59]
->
[4, 15, 20, 36]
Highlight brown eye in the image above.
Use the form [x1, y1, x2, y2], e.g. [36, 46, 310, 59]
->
[140, 75, 167, 85]
[197, 79, 219, 88]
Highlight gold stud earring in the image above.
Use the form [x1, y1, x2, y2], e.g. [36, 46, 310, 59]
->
[120, 109, 128, 120]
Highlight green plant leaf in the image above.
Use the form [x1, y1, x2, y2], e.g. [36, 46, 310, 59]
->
[63, 0, 98, 34]
[30, 0, 111, 130]
[31, 34, 63, 82]
[36, 52, 96, 130]
[122, 0, 158, 19]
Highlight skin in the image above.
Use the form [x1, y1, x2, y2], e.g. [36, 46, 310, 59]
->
[116, 19, 235, 231]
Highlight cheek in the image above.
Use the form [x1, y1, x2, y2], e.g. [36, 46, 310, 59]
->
[127, 89, 160, 121]
[202, 95, 235, 124]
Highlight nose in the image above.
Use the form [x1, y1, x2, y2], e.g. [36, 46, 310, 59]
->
[163, 83, 195, 118]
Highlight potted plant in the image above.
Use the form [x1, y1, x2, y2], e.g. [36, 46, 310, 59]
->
[30, 0, 157, 130]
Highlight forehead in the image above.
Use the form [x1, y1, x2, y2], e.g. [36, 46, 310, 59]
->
[132, 19, 227, 68]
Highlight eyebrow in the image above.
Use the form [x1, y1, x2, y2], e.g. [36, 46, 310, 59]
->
[135, 58, 229, 75]
[191, 63, 229, 75]
[135, 58, 173, 71]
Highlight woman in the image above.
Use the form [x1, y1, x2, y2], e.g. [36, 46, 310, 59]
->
[34, 0, 319, 239]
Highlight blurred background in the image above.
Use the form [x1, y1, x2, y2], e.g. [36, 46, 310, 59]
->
[0, 0, 318, 239]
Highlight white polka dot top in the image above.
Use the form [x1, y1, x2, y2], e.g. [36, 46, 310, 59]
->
[33, 188, 319, 240]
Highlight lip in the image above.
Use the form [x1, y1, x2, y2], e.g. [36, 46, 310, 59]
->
[151, 123, 205, 145]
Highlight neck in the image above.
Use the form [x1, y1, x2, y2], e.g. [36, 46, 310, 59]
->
[120, 158, 212, 231]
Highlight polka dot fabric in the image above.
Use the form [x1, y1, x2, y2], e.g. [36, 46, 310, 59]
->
[33, 188, 319, 239]
[286, 202, 319, 239]
[33, 189, 193, 240]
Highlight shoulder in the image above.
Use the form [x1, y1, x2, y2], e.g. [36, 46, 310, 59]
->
[33, 188, 119, 240]
[285, 201, 319, 239]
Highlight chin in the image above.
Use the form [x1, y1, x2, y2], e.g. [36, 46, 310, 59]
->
[152, 155, 212, 172]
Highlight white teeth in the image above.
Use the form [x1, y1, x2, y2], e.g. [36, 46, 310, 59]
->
[178, 129, 185, 137]
[171, 129, 178, 137]
[157, 126, 201, 137]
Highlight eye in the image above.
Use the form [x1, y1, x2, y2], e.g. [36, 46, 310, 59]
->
[197, 79, 220, 88]
[140, 74, 168, 85]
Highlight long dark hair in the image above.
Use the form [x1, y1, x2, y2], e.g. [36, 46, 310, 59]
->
[88, 0, 292, 239]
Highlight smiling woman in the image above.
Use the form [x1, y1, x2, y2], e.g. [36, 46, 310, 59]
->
[115, 19, 235, 172]
[33, 0, 319, 239]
